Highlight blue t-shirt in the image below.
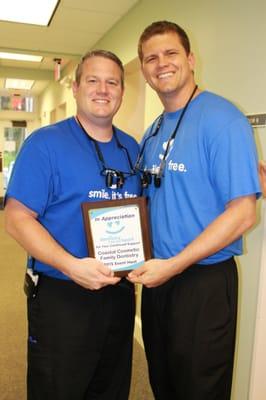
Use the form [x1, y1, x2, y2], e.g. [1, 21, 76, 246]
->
[6, 117, 141, 278]
[141, 91, 260, 264]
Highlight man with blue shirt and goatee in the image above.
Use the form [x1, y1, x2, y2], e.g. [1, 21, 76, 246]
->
[129, 20, 260, 400]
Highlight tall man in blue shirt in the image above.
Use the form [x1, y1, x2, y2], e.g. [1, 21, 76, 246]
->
[5, 50, 140, 400]
[129, 21, 260, 400]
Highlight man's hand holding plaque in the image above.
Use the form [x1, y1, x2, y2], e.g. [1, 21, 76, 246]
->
[82, 197, 152, 277]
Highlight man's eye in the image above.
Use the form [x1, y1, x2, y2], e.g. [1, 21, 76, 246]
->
[87, 78, 96, 83]
[145, 57, 156, 63]
[108, 80, 118, 86]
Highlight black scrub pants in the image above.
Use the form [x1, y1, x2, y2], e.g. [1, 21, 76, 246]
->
[27, 275, 135, 400]
[141, 258, 238, 400]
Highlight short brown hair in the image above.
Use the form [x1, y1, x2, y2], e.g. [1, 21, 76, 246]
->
[138, 20, 191, 61]
[75, 49, 124, 88]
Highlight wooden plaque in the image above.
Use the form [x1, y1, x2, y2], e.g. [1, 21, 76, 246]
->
[82, 197, 152, 277]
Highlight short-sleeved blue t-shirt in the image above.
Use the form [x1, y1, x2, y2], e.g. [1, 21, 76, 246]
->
[141, 91, 260, 264]
[6, 117, 141, 278]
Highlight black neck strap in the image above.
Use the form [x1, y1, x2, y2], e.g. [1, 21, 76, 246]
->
[135, 85, 198, 172]
[160, 85, 198, 165]
[75, 116, 134, 172]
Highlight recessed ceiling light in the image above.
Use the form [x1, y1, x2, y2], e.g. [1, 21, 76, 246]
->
[0, 52, 43, 62]
[0, 0, 60, 26]
[5, 79, 34, 90]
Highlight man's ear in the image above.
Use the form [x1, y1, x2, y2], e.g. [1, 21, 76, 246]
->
[140, 63, 148, 83]
[72, 81, 78, 98]
[188, 52, 196, 71]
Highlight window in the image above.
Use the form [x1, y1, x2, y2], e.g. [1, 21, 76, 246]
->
[0, 95, 34, 112]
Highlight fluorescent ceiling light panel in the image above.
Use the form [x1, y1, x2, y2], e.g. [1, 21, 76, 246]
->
[0, 0, 59, 26]
[5, 79, 34, 90]
[0, 52, 43, 62]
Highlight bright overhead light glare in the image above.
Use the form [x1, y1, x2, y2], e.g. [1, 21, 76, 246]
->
[5, 79, 34, 90]
[0, 52, 43, 62]
[0, 0, 60, 26]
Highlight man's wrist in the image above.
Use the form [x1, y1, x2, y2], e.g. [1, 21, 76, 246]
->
[167, 254, 188, 275]
[57, 254, 78, 278]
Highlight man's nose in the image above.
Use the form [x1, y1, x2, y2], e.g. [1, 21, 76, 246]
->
[157, 54, 169, 68]
[96, 81, 108, 93]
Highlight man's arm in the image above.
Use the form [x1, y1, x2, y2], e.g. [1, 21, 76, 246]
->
[128, 195, 256, 287]
[5, 198, 120, 289]
[259, 160, 266, 198]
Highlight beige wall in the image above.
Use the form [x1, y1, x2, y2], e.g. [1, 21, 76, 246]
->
[114, 58, 146, 140]
[38, 77, 76, 127]
[249, 202, 266, 399]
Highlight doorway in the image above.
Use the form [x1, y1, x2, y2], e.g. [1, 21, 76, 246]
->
[1, 126, 26, 197]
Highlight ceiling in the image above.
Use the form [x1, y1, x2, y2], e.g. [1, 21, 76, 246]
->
[0, 0, 139, 96]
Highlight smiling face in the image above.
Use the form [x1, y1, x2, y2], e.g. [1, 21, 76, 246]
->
[141, 31, 195, 110]
[72, 56, 124, 127]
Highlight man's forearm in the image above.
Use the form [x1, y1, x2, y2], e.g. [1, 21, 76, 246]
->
[167, 195, 257, 274]
[5, 203, 76, 276]
[128, 195, 257, 287]
[4, 198, 121, 289]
